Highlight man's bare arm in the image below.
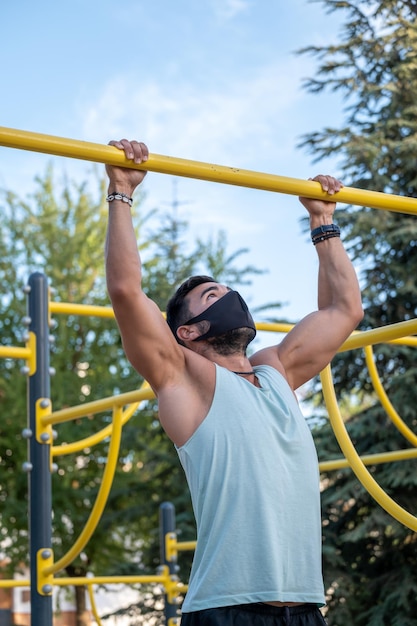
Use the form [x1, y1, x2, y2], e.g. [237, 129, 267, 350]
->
[251, 175, 364, 390]
[105, 140, 186, 390]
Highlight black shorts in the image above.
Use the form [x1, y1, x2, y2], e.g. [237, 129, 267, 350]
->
[180, 603, 327, 625]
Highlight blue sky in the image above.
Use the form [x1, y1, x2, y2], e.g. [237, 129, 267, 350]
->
[1, 0, 346, 343]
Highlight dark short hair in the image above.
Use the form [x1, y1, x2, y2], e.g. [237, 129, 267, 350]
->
[166, 275, 217, 343]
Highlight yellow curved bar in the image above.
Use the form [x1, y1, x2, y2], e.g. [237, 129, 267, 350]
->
[319, 447, 417, 472]
[1, 126, 417, 214]
[87, 584, 102, 626]
[320, 365, 417, 531]
[44, 405, 123, 575]
[364, 344, 417, 447]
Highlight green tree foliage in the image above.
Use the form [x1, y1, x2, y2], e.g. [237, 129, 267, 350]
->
[0, 166, 269, 624]
[299, 1, 417, 623]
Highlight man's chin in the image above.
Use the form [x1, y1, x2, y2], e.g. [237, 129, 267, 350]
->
[206, 328, 256, 356]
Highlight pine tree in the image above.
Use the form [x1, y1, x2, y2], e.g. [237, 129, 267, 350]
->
[299, 2, 417, 623]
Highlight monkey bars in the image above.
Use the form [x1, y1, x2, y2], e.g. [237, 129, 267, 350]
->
[1, 126, 417, 215]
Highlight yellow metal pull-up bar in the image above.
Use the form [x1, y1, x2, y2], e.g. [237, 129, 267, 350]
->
[1, 126, 417, 215]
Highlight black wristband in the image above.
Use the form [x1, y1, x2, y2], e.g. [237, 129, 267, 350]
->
[311, 224, 340, 240]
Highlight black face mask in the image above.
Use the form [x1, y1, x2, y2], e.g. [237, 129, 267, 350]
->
[183, 290, 256, 342]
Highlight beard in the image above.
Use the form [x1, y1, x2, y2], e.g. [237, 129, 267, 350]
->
[205, 327, 256, 356]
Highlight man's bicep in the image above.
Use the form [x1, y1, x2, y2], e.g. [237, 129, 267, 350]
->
[277, 309, 354, 389]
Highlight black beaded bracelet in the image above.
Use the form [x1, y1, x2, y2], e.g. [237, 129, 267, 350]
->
[312, 232, 341, 246]
[106, 192, 133, 207]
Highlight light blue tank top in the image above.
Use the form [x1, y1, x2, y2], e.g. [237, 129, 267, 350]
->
[176, 364, 325, 612]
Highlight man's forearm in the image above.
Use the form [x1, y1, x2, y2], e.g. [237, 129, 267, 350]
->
[105, 199, 143, 298]
[315, 238, 361, 312]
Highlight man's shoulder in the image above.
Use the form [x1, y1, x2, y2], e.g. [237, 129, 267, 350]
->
[250, 345, 287, 379]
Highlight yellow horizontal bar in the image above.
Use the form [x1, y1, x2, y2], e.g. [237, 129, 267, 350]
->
[0, 579, 29, 588]
[176, 540, 197, 552]
[389, 336, 417, 347]
[0, 575, 185, 593]
[52, 381, 150, 456]
[1, 126, 417, 214]
[319, 447, 417, 472]
[50, 301, 115, 318]
[256, 322, 294, 333]
[43, 386, 155, 426]
[340, 319, 417, 352]
[256, 321, 417, 351]
[0, 345, 31, 360]
[52, 401, 141, 457]
[53, 574, 168, 587]
[3, 320, 411, 370]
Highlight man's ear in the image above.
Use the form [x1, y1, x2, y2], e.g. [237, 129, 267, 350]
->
[176, 324, 200, 343]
